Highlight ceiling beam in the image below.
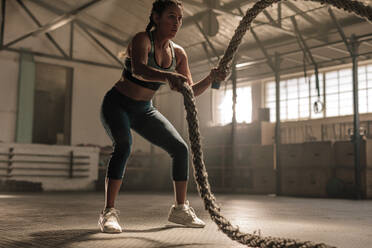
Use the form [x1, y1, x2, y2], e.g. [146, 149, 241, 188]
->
[183, 7, 220, 60]
[69, 22, 74, 58]
[77, 24, 123, 66]
[219, 4, 350, 57]
[251, 28, 274, 71]
[284, 1, 320, 26]
[15, 0, 68, 58]
[190, 15, 366, 66]
[33, 0, 103, 36]
[28, 0, 127, 46]
[182, 0, 255, 28]
[328, 7, 353, 54]
[192, 31, 372, 75]
[3, 0, 103, 49]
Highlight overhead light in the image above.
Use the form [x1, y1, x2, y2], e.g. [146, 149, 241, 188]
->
[236, 58, 267, 68]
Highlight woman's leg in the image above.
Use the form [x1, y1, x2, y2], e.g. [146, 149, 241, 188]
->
[131, 107, 189, 205]
[105, 178, 123, 208]
[173, 180, 187, 205]
[100, 97, 132, 209]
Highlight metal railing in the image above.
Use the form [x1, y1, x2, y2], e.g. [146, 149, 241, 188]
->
[0, 147, 91, 179]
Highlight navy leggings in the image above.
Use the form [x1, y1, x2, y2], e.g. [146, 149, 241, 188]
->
[100, 87, 189, 181]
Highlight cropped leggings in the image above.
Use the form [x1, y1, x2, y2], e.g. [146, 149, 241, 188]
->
[100, 87, 189, 181]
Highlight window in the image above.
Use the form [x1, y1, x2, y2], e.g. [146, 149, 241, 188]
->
[265, 63, 372, 122]
[265, 74, 323, 122]
[325, 68, 353, 117]
[358, 64, 372, 113]
[213, 85, 252, 125]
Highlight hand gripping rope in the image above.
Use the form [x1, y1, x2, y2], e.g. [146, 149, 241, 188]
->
[178, 1, 372, 247]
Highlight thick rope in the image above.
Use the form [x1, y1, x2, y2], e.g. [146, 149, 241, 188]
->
[179, 1, 372, 247]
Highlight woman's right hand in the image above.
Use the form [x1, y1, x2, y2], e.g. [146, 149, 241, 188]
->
[165, 72, 188, 92]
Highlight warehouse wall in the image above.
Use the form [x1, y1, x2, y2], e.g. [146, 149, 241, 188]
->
[0, 1, 154, 153]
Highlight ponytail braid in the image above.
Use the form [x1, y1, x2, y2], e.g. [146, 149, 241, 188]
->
[146, 14, 155, 32]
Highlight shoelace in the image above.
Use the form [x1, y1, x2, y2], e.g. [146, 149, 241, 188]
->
[186, 206, 197, 219]
[103, 208, 120, 221]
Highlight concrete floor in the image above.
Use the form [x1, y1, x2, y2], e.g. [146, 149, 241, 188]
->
[0, 191, 371, 248]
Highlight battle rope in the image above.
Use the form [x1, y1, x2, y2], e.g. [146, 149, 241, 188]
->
[179, 1, 372, 247]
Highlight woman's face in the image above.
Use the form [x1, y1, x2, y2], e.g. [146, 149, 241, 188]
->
[154, 4, 183, 39]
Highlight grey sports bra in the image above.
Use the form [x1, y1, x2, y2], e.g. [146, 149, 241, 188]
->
[122, 30, 177, 91]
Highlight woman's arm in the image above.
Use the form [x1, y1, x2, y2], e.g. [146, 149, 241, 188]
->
[175, 46, 212, 97]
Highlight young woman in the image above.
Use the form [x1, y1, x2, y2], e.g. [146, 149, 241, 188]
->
[98, 0, 227, 233]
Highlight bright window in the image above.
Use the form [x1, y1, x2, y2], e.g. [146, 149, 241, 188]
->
[265, 63, 372, 122]
[213, 85, 252, 125]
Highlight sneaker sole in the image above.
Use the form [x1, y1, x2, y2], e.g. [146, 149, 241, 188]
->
[98, 221, 122, 233]
[168, 216, 205, 228]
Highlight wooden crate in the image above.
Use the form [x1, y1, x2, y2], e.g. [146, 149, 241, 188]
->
[232, 168, 253, 192]
[334, 141, 367, 168]
[300, 168, 333, 197]
[280, 169, 302, 196]
[248, 145, 274, 169]
[366, 140, 372, 169]
[302, 142, 334, 168]
[334, 167, 369, 198]
[279, 144, 303, 168]
[235, 144, 253, 167]
[249, 168, 276, 194]
[334, 167, 366, 184]
[203, 146, 226, 168]
[235, 123, 261, 145]
[205, 168, 224, 189]
[201, 126, 229, 147]
[367, 170, 372, 199]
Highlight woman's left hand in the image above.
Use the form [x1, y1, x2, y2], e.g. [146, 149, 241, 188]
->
[209, 67, 229, 82]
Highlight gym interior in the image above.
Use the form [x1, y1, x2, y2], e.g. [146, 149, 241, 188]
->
[0, 0, 371, 247]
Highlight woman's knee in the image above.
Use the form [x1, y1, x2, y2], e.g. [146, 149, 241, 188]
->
[114, 140, 132, 154]
[171, 141, 189, 158]
[171, 142, 189, 181]
[106, 140, 132, 179]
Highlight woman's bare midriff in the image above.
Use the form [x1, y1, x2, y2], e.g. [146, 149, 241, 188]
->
[114, 77, 158, 101]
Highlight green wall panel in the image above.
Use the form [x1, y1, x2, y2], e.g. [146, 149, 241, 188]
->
[16, 52, 35, 143]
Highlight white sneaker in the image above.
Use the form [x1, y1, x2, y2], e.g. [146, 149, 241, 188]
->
[98, 207, 122, 233]
[168, 200, 206, 228]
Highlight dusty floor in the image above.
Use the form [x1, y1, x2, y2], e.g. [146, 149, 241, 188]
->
[0, 191, 371, 248]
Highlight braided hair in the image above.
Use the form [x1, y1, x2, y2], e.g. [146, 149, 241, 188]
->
[146, 0, 183, 32]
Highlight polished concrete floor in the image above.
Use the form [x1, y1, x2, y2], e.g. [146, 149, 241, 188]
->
[0, 191, 371, 248]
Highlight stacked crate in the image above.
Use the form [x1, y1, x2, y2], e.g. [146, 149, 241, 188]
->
[200, 126, 229, 191]
[203, 145, 226, 189]
[202, 144, 276, 194]
[280, 144, 303, 196]
[199, 123, 276, 193]
[280, 141, 334, 197]
[333, 140, 372, 198]
[248, 145, 275, 194]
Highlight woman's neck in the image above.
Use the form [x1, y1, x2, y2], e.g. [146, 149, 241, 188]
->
[152, 29, 170, 50]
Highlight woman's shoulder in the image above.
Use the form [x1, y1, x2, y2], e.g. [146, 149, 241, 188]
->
[128, 31, 151, 56]
[172, 41, 187, 59]
[131, 31, 151, 43]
